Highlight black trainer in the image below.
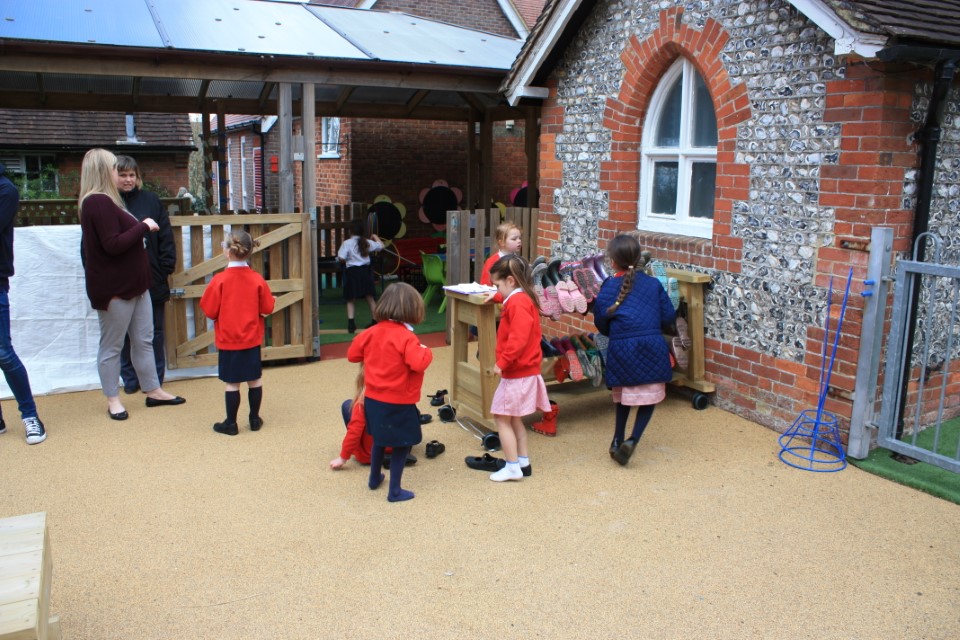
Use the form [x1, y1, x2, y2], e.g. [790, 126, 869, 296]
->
[23, 417, 46, 445]
[0, 418, 6, 435]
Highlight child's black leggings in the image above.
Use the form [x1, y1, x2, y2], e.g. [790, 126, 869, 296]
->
[614, 403, 655, 443]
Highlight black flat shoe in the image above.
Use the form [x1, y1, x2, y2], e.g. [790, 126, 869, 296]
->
[465, 453, 504, 471]
[382, 453, 418, 468]
[609, 439, 622, 459]
[213, 421, 239, 436]
[145, 396, 186, 407]
[613, 438, 637, 466]
[419, 413, 433, 425]
[108, 409, 128, 421]
[425, 440, 445, 459]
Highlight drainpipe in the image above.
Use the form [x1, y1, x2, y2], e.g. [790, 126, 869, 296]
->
[875, 51, 958, 443]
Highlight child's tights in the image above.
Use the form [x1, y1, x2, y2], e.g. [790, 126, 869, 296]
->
[224, 387, 263, 424]
[614, 403, 654, 443]
[369, 444, 413, 501]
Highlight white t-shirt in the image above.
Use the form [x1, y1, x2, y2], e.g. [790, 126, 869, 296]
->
[337, 236, 384, 268]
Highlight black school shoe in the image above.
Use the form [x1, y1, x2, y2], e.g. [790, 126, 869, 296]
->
[465, 453, 531, 476]
[382, 453, 418, 468]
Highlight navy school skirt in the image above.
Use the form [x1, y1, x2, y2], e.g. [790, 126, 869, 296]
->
[363, 396, 422, 448]
[218, 346, 262, 384]
[343, 264, 377, 300]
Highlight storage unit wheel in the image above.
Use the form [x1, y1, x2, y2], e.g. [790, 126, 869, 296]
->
[692, 393, 709, 410]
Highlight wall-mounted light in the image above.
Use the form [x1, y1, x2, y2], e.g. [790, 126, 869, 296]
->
[505, 119, 515, 131]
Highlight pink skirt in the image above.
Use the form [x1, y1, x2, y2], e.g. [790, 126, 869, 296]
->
[491, 374, 552, 417]
[612, 383, 665, 406]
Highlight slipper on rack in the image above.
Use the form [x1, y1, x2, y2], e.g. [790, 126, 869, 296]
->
[546, 260, 573, 314]
[564, 277, 589, 313]
[572, 264, 600, 302]
[669, 336, 690, 370]
[569, 335, 596, 380]
[532, 261, 559, 319]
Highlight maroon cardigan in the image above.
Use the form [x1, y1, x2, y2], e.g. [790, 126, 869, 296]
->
[80, 193, 152, 311]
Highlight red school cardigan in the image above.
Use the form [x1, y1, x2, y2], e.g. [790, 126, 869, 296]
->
[496, 291, 543, 378]
[346, 321, 433, 405]
[199, 266, 276, 350]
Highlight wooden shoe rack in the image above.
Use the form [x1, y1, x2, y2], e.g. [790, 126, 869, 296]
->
[444, 267, 715, 431]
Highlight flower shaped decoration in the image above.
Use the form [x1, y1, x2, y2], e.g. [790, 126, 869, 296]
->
[418, 179, 462, 231]
[510, 181, 538, 207]
[366, 195, 407, 246]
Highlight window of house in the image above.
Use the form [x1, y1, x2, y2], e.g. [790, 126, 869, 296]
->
[638, 59, 717, 239]
[319, 117, 340, 158]
[0, 154, 59, 196]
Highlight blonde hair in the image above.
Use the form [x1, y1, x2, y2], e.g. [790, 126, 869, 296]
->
[353, 365, 365, 407]
[374, 282, 425, 325]
[495, 222, 521, 248]
[79, 148, 124, 212]
[225, 229, 259, 260]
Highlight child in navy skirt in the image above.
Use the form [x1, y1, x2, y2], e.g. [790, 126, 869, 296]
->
[346, 282, 432, 502]
[337, 218, 384, 333]
[200, 229, 276, 436]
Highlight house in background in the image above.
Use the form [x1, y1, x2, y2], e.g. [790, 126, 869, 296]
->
[0, 110, 195, 198]
[503, 0, 960, 450]
[212, 0, 546, 238]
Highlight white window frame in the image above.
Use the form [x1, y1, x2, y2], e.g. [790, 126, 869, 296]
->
[318, 117, 341, 159]
[638, 59, 716, 240]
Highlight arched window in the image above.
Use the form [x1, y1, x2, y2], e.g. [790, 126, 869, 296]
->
[639, 59, 717, 239]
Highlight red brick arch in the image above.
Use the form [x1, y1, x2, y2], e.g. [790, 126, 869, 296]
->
[600, 7, 750, 272]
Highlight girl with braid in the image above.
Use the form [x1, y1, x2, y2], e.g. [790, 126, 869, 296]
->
[593, 235, 676, 466]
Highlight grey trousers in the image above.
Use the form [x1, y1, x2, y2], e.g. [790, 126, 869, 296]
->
[96, 293, 161, 398]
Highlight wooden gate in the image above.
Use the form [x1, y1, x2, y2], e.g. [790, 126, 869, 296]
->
[165, 213, 314, 369]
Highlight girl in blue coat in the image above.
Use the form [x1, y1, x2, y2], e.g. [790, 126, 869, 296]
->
[593, 234, 676, 466]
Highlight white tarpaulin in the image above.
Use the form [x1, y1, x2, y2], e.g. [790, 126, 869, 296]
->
[0, 225, 215, 399]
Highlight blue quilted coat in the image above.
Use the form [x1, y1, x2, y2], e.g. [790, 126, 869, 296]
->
[593, 272, 676, 387]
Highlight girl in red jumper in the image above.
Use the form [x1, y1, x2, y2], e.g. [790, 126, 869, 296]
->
[346, 282, 432, 502]
[484, 255, 552, 482]
[479, 222, 522, 289]
[200, 230, 276, 436]
[330, 366, 373, 469]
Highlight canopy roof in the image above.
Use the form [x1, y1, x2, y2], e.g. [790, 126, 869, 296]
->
[0, 0, 525, 120]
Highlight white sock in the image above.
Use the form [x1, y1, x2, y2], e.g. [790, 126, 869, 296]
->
[518, 456, 529, 467]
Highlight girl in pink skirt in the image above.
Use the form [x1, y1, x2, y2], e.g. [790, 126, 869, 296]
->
[483, 255, 552, 482]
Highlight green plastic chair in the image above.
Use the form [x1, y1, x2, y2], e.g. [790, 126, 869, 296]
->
[421, 252, 447, 313]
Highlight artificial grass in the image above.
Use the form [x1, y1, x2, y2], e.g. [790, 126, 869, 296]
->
[316, 280, 448, 345]
[849, 416, 960, 505]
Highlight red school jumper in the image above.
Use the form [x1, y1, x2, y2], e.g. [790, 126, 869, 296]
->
[346, 321, 433, 404]
[496, 291, 542, 378]
[199, 265, 276, 350]
[341, 400, 373, 464]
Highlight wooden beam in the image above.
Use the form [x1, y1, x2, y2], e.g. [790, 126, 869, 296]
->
[404, 89, 429, 115]
[302, 83, 317, 216]
[0, 52, 505, 93]
[335, 86, 355, 111]
[196, 79, 210, 110]
[202, 112, 213, 212]
[216, 101, 228, 212]
[458, 91, 486, 114]
[525, 106, 540, 208]
[131, 76, 141, 107]
[258, 81, 274, 111]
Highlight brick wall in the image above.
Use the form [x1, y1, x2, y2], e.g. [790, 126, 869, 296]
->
[372, 0, 519, 38]
[54, 151, 191, 199]
[532, 0, 960, 437]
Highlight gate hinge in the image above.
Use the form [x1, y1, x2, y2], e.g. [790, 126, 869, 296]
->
[170, 288, 186, 298]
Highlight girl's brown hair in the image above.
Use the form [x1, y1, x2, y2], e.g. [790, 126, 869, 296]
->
[225, 229, 260, 260]
[605, 234, 642, 315]
[489, 254, 540, 313]
[374, 282, 425, 325]
[349, 218, 371, 258]
[114, 155, 144, 189]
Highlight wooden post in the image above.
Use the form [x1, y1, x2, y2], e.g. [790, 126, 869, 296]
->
[216, 101, 228, 212]
[480, 114, 493, 222]
[278, 83, 294, 214]
[525, 106, 540, 208]
[302, 83, 319, 352]
[465, 111, 477, 210]
[201, 112, 214, 213]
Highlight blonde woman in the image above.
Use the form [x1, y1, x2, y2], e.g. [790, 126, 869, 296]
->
[79, 148, 185, 420]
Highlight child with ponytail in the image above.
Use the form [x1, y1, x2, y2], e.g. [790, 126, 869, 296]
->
[593, 234, 676, 466]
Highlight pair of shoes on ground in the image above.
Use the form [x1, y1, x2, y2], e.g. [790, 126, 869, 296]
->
[425, 440, 445, 459]
[214, 416, 263, 436]
[465, 453, 532, 477]
[0, 417, 46, 445]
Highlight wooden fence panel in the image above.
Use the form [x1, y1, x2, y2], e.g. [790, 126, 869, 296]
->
[166, 214, 312, 368]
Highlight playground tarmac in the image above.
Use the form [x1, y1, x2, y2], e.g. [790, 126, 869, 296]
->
[2, 345, 958, 639]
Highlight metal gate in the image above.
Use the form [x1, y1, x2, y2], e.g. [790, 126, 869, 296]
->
[853, 230, 960, 472]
